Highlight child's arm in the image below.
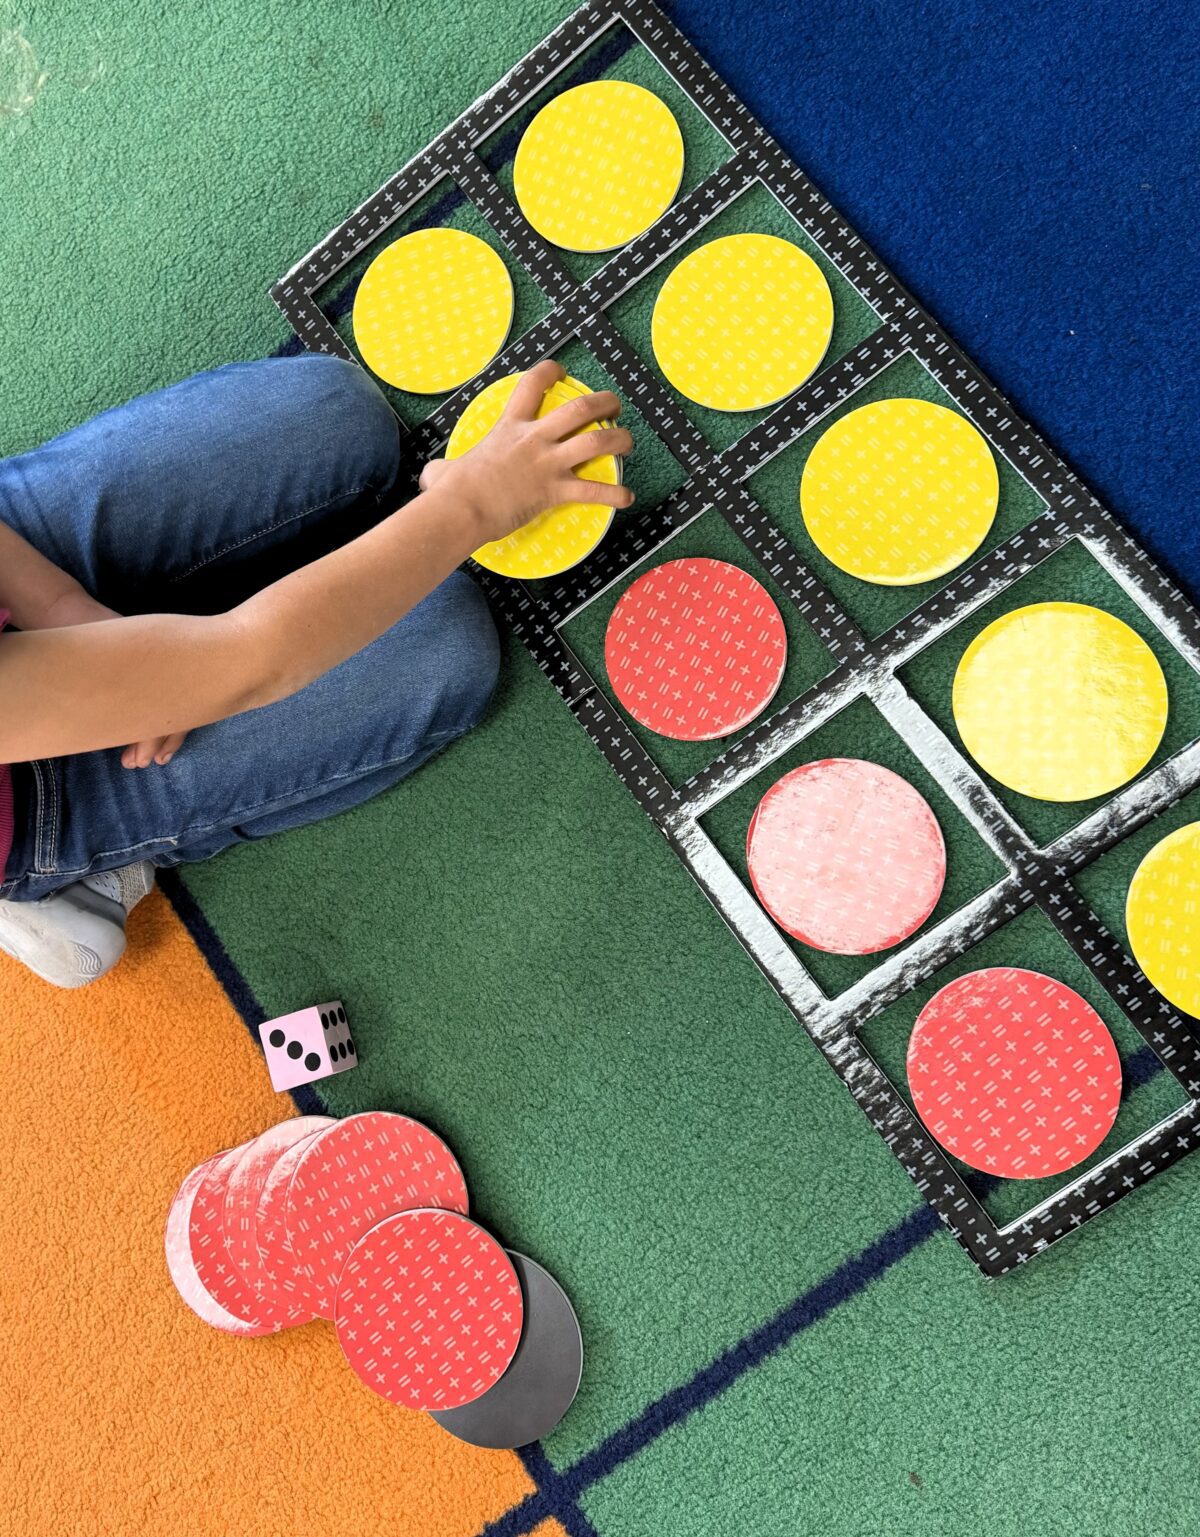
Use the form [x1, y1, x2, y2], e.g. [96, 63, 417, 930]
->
[0, 361, 633, 765]
[0, 522, 113, 632]
[0, 518, 177, 768]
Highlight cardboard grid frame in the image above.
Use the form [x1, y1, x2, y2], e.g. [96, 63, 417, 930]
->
[272, 0, 1200, 1276]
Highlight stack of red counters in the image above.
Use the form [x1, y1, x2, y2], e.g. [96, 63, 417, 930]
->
[164, 1111, 525, 1418]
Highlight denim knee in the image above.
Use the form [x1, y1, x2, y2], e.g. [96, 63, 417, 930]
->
[434, 570, 502, 734]
[282, 354, 401, 498]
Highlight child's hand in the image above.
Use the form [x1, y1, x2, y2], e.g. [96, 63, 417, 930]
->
[419, 360, 635, 543]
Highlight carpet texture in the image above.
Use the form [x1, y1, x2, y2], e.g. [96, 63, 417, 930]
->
[0, 895, 546, 1537]
[2, 2, 1199, 1535]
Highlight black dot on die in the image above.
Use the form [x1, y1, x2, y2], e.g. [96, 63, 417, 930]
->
[347, 1038, 356, 1056]
[286, 1039, 302, 1060]
[304, 1052, 321, 1072]
[321, 1012, 330, 1030]
[337, 1005, 346, 1024]
[268, 1029, 285, 1048]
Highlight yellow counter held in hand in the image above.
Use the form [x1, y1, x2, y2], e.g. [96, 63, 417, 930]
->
[446, 373, 623, 578]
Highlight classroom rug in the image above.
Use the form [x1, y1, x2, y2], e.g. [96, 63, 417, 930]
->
[2, 2, 1198, 1534]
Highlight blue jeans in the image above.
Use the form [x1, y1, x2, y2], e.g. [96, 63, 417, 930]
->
[0, 355, 500, 900]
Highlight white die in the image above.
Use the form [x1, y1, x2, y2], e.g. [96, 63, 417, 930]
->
[258, 1001, 357, 1092]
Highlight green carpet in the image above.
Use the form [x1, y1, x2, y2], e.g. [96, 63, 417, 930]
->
[6, 2, 1200, 1533]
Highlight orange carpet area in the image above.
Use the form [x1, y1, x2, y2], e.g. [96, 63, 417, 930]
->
[0, 891, 545, 1537]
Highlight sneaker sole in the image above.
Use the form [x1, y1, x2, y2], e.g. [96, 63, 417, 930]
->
[0, 888, 127, 989]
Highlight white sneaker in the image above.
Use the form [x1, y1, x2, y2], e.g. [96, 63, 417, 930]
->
[0, 860, 155, 988]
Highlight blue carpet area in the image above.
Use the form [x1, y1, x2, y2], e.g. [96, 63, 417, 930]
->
[673, 0, 1200, 594]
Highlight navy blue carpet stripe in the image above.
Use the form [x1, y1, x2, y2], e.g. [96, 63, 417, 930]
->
[517, 1445, 601, 1537]
[158, 867, 330, 1119]
[481, 1034, 1168, 1536]
[269, 24, 637, 360]
[564, 1199, 939, 1490]
[159, 865, 1169, 1537]
[480, 1200, 941, 1537]
[1123, 1041, 1161, 1093]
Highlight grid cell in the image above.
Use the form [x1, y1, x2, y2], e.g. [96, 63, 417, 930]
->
[902, 539, 1200, 846]
[858, 906, 1188, 1230]
[608, 179, 880, 452]
[746, 353, 1046, 637]
[702, 695, 1007, 999]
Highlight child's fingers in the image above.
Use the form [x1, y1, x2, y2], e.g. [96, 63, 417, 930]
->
[120, 732, 184, 770]
[544, 390, 622, 439]
[122, 739, 156, 770]
[154, 732, 187, 766]
[419, 458, 449, 491]
[559, 426, 633, 466]
[564, 477, 636, 508]
[504, 359, 566, 421]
